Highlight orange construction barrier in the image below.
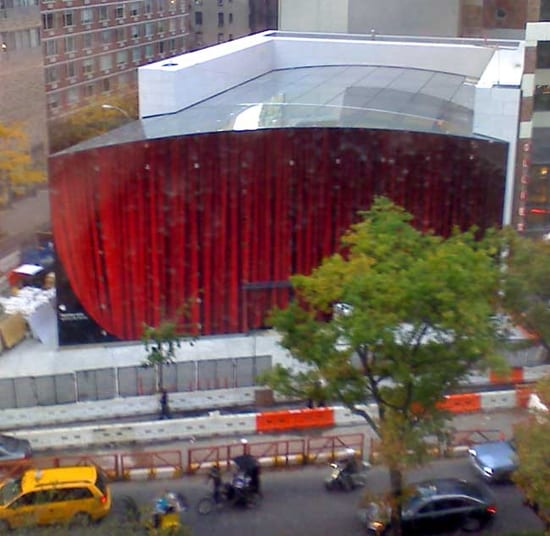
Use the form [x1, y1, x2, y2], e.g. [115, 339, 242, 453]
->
[256, 407, 334, 433]
[489, 367, 524, 385]
[437, 393, 481, 413]
[515, 384, 533, 408]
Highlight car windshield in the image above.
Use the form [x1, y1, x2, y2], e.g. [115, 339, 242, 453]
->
[0, 435, 18, 451]
[0, 479, 22, 506]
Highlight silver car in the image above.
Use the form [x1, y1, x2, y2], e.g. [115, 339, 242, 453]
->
[468, 440, 518, 482]
[0, 434, 32, 464]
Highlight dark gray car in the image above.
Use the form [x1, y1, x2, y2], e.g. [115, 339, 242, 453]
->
[0, 434, 32, 464]
[468, 440, 518, 482]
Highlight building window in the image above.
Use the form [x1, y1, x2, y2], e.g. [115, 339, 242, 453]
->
[130, 2, 139, 16]
[83, 32, 93, 49]
[81, 8, 93, 24]
[42, 13, 54, 30]
[228, 12, 232, 24]
[115, 4, 124, 19]
[169, 37, 176, 50]
[68, 87, 79, 104]
[145, 22, 154, 37]
[48, 94, 59, 110]
[63, 10, 73, 27]
[83, 58, 94, 74]
[194, 0, 202, 5]
[131, 25, 140, 38]
[217, 32, 223, 42]
[101, 29, 112, 44]
[218, 12, 224, 27]
[541, 0, 550, 21]
[100, 54, 112, 71]
[145, 0, 152, 13]
[169, 18, 175, 32]
[99, 5, 108, 21]
[159, 40, 164, 53]
[534, 85, 550, 111]
[116, 50, 127, 65]
[217, 0, 222, 5]
[526, 166, 550, 230]
[194, 11, 202, 25]
[145, 43, 153, 58]
[157, 19, 164, 32]
[537, 42, 550, 69]
[228, 33, 233, 40]
[84, 84, 94, 97]
[45, 39, 57, 56]
[66, 61, 76, 78]
[65, 35, 75, 53]
[116, 27, 125, 42]
[46, 66, 58, 83]
[132, 47, 141, 62]
[168, 0, 176, 12]
[103, 78, 111, 93]
[156, 0, 164, 13]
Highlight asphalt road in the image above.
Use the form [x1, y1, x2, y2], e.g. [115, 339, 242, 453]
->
[98, 457, 543, 536]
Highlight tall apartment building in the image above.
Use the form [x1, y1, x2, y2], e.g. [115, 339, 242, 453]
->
[517, 0, 550, 236]
[189, 0, 276, 50]
[0, 0, 47, 166]
[40, 0, 191, 119]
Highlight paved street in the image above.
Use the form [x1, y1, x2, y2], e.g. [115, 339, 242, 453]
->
[21, 458, 542, 536]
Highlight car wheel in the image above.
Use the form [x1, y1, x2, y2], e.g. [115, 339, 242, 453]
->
[461, 515, 482, 532]
[70, 512, 92, 527]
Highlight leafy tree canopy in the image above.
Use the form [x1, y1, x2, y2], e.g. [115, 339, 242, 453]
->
[513, 375, 550, 531]
[501, 229, 550, 358]
[260, 197, 506, 535]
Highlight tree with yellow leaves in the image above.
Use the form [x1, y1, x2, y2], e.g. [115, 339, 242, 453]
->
[0, 121, 45, 207]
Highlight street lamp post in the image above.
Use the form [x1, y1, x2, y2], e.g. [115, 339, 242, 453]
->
[100, 104, 131, 119]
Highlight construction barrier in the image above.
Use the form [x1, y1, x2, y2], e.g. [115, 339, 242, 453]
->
[120, 450, 183, 481]
[515, 384, 534, 408]
[437, 393, 481, 413]
[489, 367, 524, 384]
[256, 407, 334, 433]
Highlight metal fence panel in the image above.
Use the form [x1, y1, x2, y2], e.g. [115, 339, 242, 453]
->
[34, 375, 57, 406]
[0, 378, 16, 409]
[161, 363, 178, 392]
[235, 357, 255, 387]
[76, 370, 97, 401]
[254, 355, 272, 382]
[136, 366, 156, 395]
[95, 368, 116, 400]
[197, 360, 217, 390]
[118, 366, 138, 397]
[13, 377, 38, 407]
[215, 358, 235, 389]
[176, 362, 196, 392]
[54, 374, 77, 404]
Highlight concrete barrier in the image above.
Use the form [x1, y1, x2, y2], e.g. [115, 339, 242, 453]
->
[479, 390, 518, 410]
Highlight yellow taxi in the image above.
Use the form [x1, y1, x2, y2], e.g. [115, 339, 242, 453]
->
[0, 465, 111, 530]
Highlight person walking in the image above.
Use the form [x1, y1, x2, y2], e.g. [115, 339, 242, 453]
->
[159, 388, 171, 420]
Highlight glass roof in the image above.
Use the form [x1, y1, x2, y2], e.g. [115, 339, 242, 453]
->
[61, 64, 477, 154]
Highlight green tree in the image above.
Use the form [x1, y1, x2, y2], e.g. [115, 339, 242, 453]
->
[48, 91, 138, 153]
[142, 304, 198, 392]
[513, 375, 550, 533]
[0, 121, 45, 207]
[501, 230, 550, 361]
[260, 197, 504, 536]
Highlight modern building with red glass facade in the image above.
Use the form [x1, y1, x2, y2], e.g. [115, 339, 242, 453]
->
[49, 31, 524, 345]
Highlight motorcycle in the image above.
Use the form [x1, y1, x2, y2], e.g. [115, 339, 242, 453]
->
[324, 460, 371, 491]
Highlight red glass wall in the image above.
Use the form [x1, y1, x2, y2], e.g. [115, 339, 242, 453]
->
[49, 128, 507, 343]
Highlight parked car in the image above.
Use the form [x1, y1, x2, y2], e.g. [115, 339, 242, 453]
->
[468, 440, 518, 482]
[357, 477, 497, 535]
[0, 434, 32, 464]
[0, 465, 111, 530]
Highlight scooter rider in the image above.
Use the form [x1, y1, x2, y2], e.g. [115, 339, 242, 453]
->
[340, 448, 360, 489]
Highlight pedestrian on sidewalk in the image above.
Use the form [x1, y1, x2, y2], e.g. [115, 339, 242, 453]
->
[159, 388, 171, 420]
